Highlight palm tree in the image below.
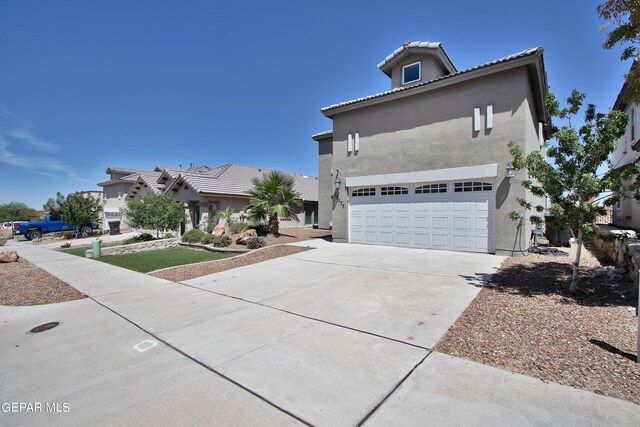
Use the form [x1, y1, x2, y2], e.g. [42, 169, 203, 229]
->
[244, 171, 302, 235]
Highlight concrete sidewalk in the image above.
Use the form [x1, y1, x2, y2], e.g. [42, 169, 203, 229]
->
[2, 240, 639, 426]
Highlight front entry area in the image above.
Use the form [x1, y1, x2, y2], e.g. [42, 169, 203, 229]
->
[349, 180, 495, 253]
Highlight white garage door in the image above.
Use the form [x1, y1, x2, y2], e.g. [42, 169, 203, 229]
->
[349, 181, 495, 253]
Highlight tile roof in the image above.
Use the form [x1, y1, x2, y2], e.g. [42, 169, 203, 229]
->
[377, 41, 457, 74]
[167, 164, 318, 201]
[105, 166, 147, 175]
[311, 130, 333, 140]
[322, 47, 544, 114]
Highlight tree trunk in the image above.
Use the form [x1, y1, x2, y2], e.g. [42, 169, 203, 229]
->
[569, 229, 583, 293]
[268, 214, 279, 235]
[156, 229, 160, 239]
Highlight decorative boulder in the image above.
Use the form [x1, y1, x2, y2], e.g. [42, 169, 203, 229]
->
[235, 229, 258, 245]
[212, 224, 225, 236]
[0, 251, 19, 263]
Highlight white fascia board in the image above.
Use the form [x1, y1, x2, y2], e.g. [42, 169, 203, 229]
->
[345, 164, 498, 187]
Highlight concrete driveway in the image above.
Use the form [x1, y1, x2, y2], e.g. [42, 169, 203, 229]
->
[2, 239, 639, 426]
[185, 241, 502, 349]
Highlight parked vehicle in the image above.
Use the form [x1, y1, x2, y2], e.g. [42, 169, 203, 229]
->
[13, 215, 97, 240]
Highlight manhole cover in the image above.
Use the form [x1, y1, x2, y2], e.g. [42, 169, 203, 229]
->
[27, 322, 61, 334]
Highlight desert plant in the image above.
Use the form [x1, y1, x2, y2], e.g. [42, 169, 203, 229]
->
[246, 237, 266, 249]
[123, 233, 155, 245]
[181, 229, 208, 243]
[229, 221, 250, 234]
[244, 171, 301, 235]
[212, 235, 232, 247]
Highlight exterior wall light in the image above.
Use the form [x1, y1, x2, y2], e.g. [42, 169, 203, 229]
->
[505, 161, 516, 179]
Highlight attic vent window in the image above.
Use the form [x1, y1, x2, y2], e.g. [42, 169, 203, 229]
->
[402, 62, 421, 85]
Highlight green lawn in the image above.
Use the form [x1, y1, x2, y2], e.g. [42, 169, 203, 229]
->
[64, 247, 232, 273]
[62, 246, 92, 257]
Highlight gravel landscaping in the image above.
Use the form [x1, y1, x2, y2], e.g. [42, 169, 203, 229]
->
[436, 244, 640, 405]
[0, 258, 86, 306]
[227, 226, 331, 249]
[151, 245, 311, 282]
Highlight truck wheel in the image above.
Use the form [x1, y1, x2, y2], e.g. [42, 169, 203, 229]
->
[80, 226, 92, 238]
[27, 230, 42, 240]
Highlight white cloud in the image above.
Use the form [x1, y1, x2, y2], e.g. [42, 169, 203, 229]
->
[0, 104, 85, 181]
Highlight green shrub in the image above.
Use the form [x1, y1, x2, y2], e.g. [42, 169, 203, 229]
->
[200, 234, 216, 245]
[246, 237, 265, 249]
[164, 233, 175, 239]
[229, 221, 250, 234]
[212, 235, 232, 247]
[181, 229, 208, 243]
[123, 232, 155, 245]
[60, 242, 71, 248]
[0, 238, 6, 247]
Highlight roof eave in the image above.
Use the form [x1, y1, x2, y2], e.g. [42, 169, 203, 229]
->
[323, 50, 546, 120]
[378, 46, 457, 77]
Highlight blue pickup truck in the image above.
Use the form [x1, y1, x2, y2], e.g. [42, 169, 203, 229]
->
[13, 215, 97, 240]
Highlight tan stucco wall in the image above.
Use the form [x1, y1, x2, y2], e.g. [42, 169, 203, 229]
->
[321, 67, 541, 254]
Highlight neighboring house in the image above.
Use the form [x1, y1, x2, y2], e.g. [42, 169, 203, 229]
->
[99, 164, 318, 233]
[611, 61, 640, 229]
[98, 167, 150, 231]
[313, 41, 547, 255]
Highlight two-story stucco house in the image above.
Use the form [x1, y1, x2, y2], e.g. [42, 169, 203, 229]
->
[313, 41, 547, 255]
[611, 61, 640, 229]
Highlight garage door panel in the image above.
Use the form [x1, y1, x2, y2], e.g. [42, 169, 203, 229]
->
[349, 185, 494, 253]
[396, 216, 411, 228]
[364, 231, 378, 242]
[432, 217, 448, 229]
[453, 235, 471, 249]
[414, 216, 429, 228]
[453, 202, 470, 211]
[475, 201, 489, 211]
[452, 217, 471, 230]
[432, 234, 449, 247]
[380, 232, 394, 244]
[395, 232, 410, 245]
[414, 233, 429, 246]
[475, 217, 488, 231]
[380, 216, 393, 228]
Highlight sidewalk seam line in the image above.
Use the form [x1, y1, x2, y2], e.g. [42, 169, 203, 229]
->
[178, 282, 429, 350]
[87, 296, 314, 427]
[357, 350, 433, 426]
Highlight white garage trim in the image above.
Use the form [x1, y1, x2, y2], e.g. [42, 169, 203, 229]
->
[345, 164, 498, 187]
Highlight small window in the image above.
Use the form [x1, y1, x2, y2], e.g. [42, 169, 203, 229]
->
[352, 188, 376, 197]
[402, 62, 421, 85]
[454, 181, 492, 192]
[630, 110, 635, 141]
[381, 186, 409, 195]
[415, 183, 447, 194]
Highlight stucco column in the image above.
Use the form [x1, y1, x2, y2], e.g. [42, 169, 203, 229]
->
[183, 203, 193, 232]
[200, 201, 209, 230]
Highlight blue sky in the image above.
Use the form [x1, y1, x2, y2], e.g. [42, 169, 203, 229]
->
[0, 0, 631, 209]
